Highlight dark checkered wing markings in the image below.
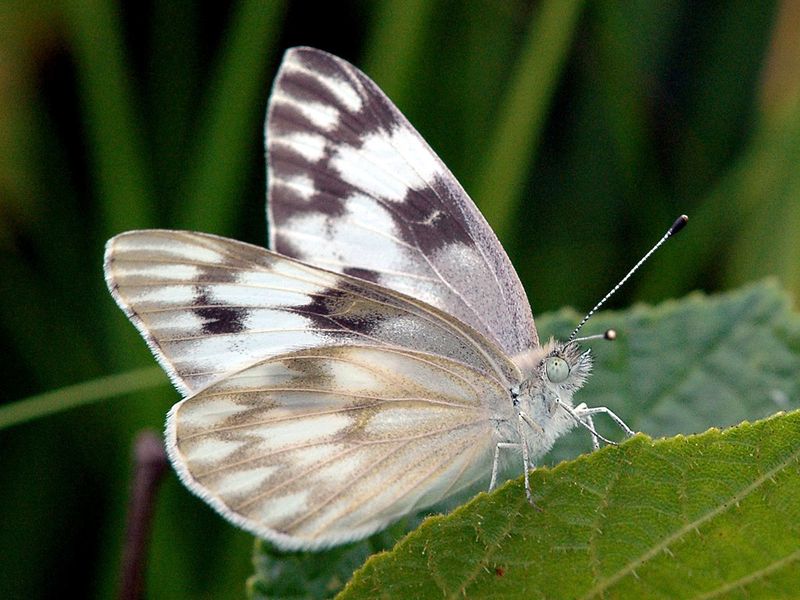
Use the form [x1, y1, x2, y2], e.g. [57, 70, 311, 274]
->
[266, 47, 538, 357]
[273, 209, 444, 280]
[166, 345, 509, 550]
[269, 64, 505, 347]
[104, 229, 516, 395]
[271, 102, 433, 202]
[273, 46, 496, 314]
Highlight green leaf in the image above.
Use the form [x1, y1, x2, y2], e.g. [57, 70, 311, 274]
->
[339, 410, 800, 599]
[249, 282, 800, 598]
[248, 522, 415, 600]
[540, 280, 800, 465]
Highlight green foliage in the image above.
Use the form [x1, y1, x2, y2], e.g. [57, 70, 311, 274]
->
[249, 522, 415, 600]
[541, 281, 800, 463]
[340, 411, 800, 599]
[249, 281, 800, 598]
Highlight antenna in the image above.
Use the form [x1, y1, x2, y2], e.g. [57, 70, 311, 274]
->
[568, 215, 688, 342]
[572, 329, 616, 344]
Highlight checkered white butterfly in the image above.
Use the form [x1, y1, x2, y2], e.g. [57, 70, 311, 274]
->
[105, 47, 680, 551]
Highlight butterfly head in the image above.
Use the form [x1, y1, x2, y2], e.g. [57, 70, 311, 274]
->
[513, 338, 592, 396]
[542, 341, 592, 389]
[508, 340, 593, 457]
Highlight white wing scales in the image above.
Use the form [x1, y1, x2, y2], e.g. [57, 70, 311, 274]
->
[267, 47, 538, 357]
[167, 345, 508, 550]
[105, 229, 518, 394]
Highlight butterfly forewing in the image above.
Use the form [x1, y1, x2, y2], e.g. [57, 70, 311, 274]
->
[167, 344, 509, 550]
[105, 229, 518, 394]
[267, 47, 538, 357]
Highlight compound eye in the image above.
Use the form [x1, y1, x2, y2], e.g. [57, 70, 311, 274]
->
[545, 356, 570, 383]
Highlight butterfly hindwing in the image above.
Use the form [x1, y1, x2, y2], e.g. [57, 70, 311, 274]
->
[267, 47, 538, 357]
[167, 344, 510, 550]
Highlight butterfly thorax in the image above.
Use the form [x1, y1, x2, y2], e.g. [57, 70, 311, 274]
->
[510, 340, 592, 460]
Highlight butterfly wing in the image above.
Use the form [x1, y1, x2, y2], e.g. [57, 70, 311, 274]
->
[167, 344, 510, 550]
[104, 230, 517, 395]
[267, 47, 538, 357]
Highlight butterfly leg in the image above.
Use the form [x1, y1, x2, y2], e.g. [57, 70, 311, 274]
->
[555, 399, 617, 445]
[573, 403, 600, 450]
[573, 404, 635, 438]
[489, 442, 521, 491]
[515, 410, 542, 505]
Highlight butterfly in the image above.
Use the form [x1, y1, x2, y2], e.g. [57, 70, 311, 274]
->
[104, 47, 640, 551]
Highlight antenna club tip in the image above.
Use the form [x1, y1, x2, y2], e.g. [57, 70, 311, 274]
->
[670, 214, 689, 235]
[604, 329, 617, 341]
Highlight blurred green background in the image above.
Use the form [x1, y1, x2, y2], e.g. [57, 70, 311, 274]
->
[2, 1, 799, 598]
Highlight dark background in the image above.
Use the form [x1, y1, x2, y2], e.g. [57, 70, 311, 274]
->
[2, 1, 798, 597]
